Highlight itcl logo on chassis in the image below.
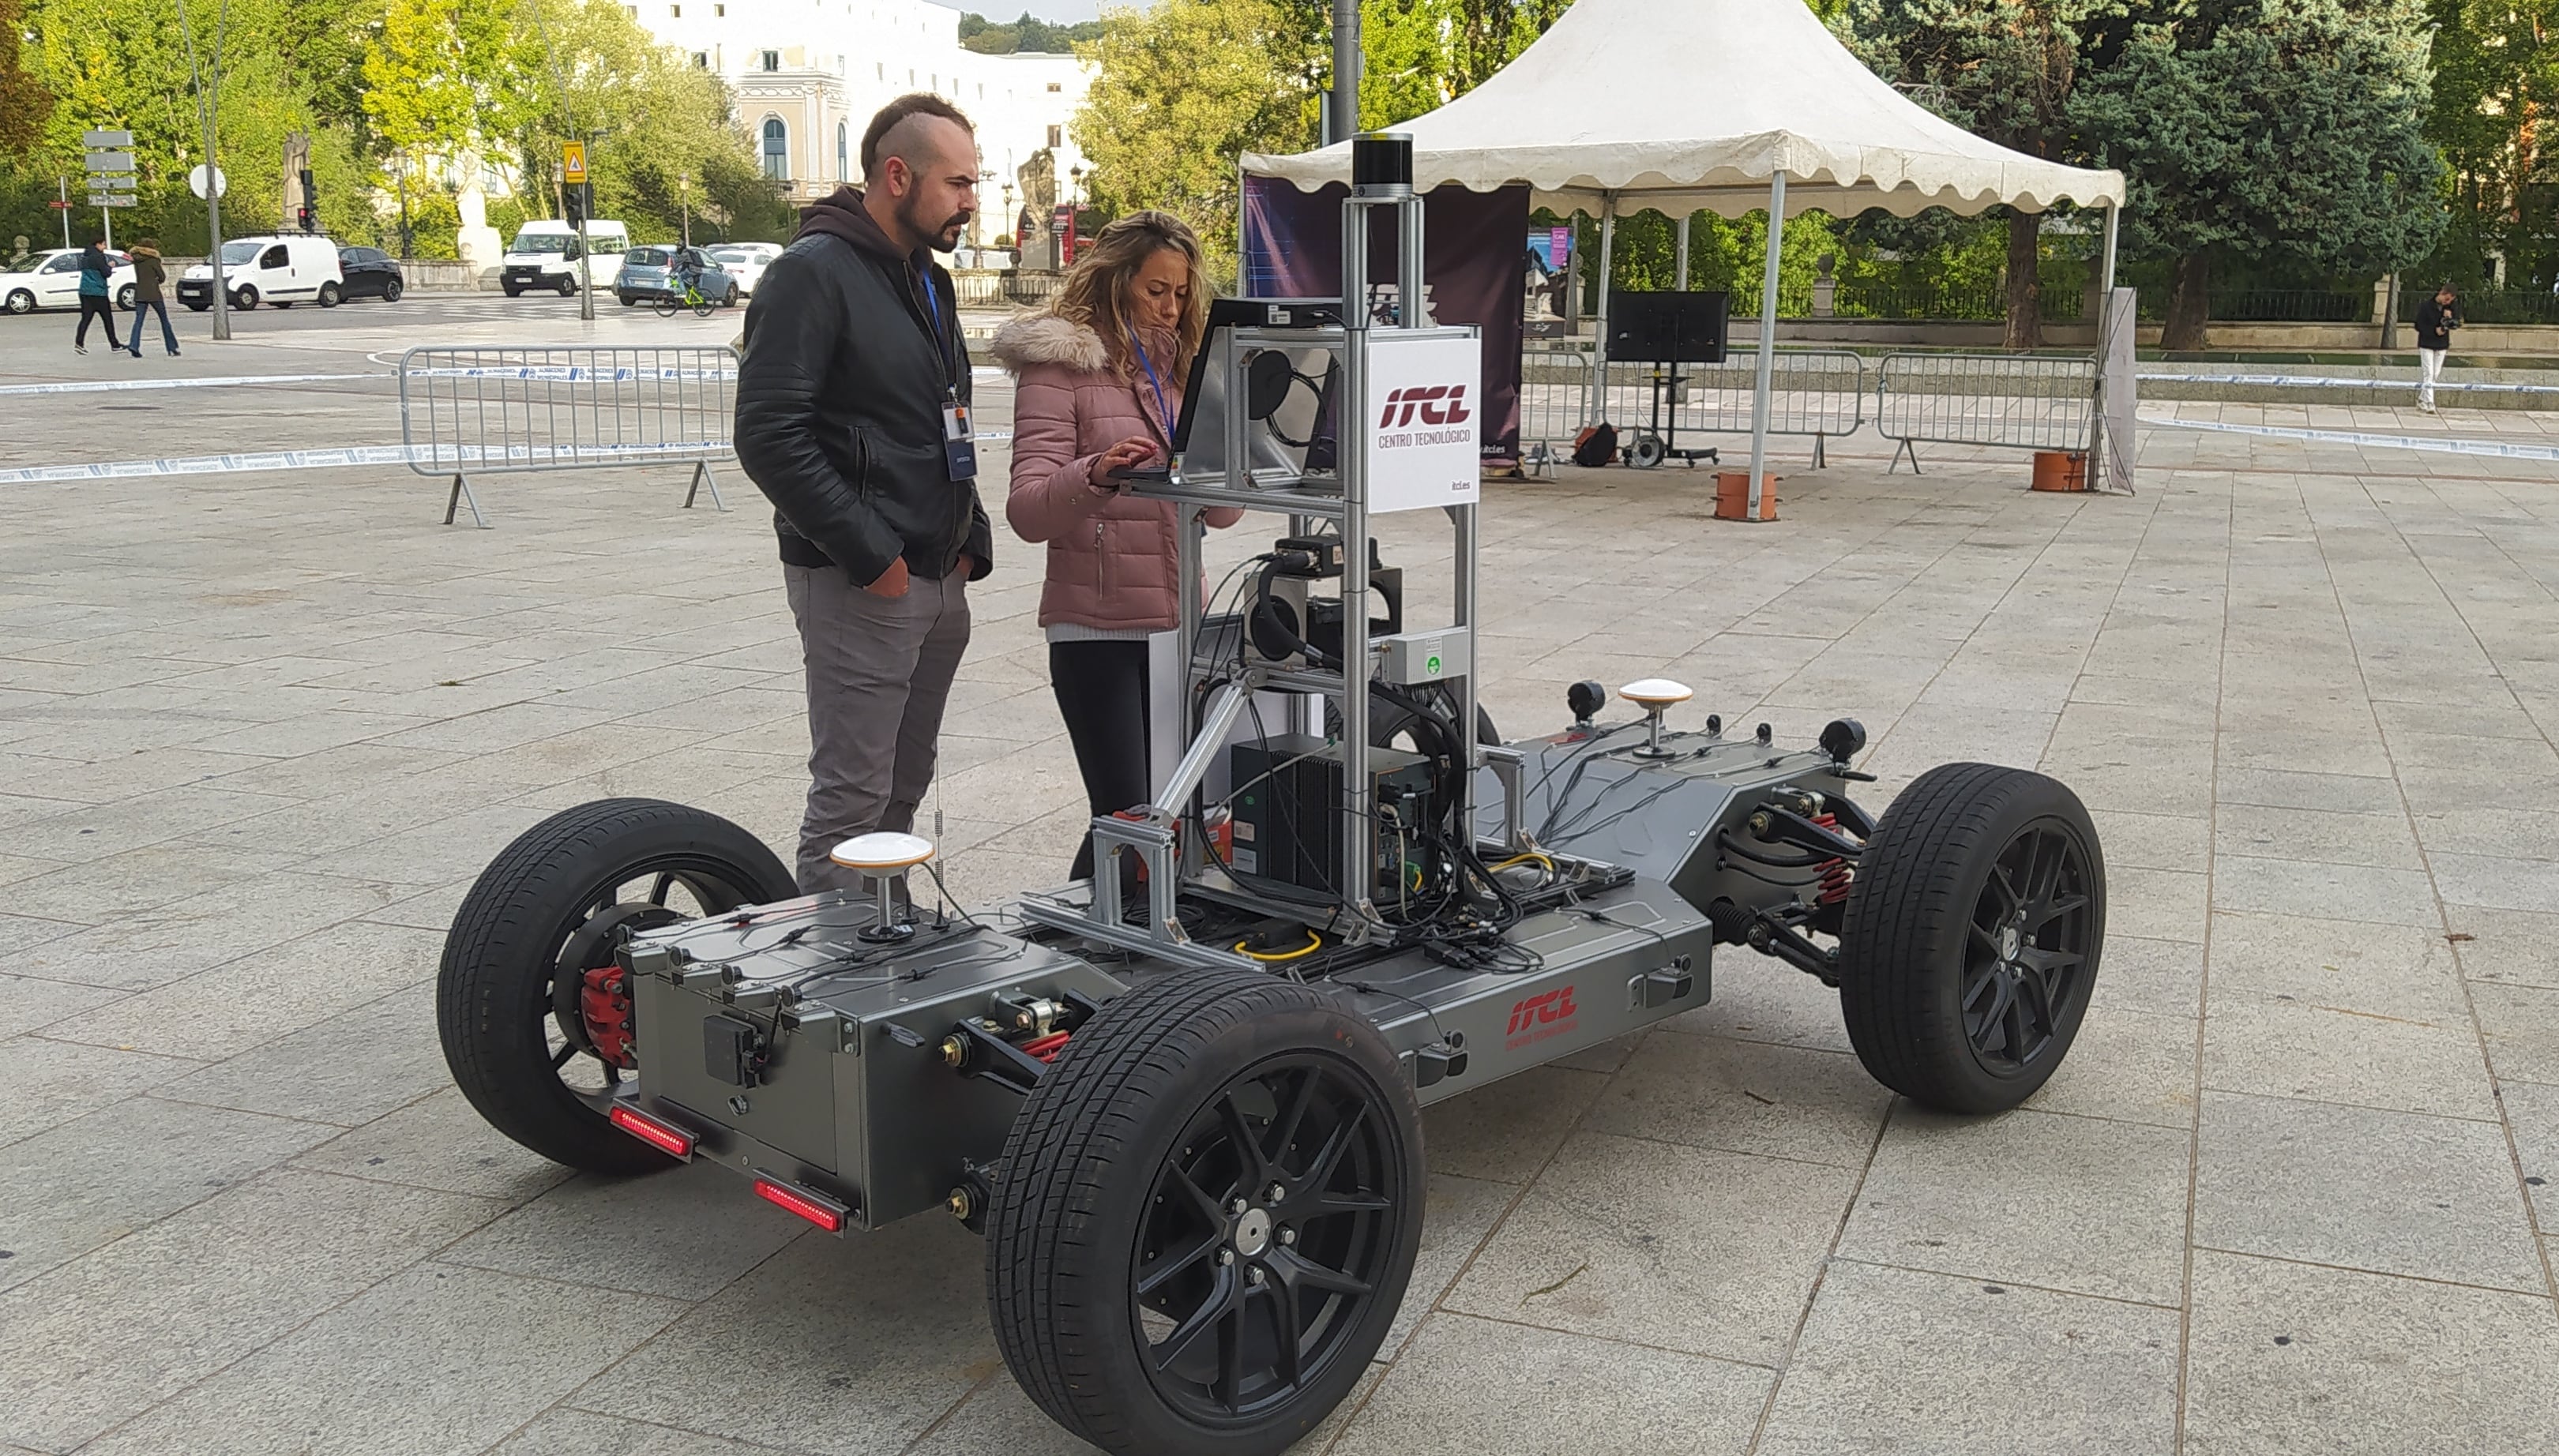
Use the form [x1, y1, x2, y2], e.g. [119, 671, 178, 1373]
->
[1505, 985, 1579, 1048]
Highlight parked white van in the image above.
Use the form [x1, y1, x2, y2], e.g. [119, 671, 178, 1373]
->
[175, 235, 348, 311]
[498, 220, 630, 297]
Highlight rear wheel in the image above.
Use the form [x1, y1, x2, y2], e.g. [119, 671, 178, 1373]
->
[989, 968, 1422, 1456]
[4, 289, 32, 314]
[437, 798, 796, 1173]
[1837, 763, 2106, 1113]
[1626, 431, 1667, 469]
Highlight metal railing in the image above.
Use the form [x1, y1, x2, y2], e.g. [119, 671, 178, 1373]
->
[949, 270, 1066, 308]
[1594, 351, 1869, 467]
[1517, 345, 1595, 476]
[1875, 352, 2098, 472]
[398, 345, 738, 527]
[2401, 285, 2559, 327]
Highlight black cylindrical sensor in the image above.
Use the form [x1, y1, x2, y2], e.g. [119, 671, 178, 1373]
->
[1352, 132, 1414, 195]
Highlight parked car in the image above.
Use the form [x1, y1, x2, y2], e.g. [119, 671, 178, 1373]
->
[615, 246, 738, 309]
[500, 220, 631, 297]
[176, 235, 346, 310]
[335, 246, 405, 302]
[0, 247, 137, 313]
[708, 242, 782, 296]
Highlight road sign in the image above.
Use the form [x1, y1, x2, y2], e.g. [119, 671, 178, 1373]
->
[46, 200, 72, 209]
[85, 151, 134, 173]
[88, 193, 133, 208]
[81, 129, 133, 148]
[190, 165, 227, 200]
[562, 142, 587, 186]
[86, 175, 136, 191]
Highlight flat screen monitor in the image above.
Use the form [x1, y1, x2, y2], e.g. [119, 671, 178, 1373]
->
[1608, 291, 1730, 365]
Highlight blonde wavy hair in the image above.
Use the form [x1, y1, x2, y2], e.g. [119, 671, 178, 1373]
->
[1045, 210, 1213, 383]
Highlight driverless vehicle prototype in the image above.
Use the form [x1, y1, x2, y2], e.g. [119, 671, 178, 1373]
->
[441, 136, 2108, 1456]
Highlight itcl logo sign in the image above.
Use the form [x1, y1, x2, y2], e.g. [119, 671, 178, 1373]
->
[1505, 985, 1579, 1038]
[1377, 385, 1474, 430]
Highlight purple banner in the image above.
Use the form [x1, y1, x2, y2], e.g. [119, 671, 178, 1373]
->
[1242, 178, 1530, 464]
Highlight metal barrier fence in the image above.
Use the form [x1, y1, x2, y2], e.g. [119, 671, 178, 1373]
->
[1875, 352, 2097, 472]
[1591, 351, 1869, 467]
[398, 346, 738, 527]
[1517, 345, 1595, 476]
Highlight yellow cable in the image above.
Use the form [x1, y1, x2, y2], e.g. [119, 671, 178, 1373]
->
[1234, 930, 1324, 963]
[1490, 852, 1557, 874]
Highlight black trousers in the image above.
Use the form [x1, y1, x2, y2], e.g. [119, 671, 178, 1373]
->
[75, 295, 121, 350]
[1050, 639, 1152, 881]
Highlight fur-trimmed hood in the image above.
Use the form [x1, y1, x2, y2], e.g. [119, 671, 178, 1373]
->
[987, 313, 1110, 376]
[983, 312, 1115, 373]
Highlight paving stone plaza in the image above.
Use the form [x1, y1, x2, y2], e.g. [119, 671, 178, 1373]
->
[3, 302, 2557, 1454]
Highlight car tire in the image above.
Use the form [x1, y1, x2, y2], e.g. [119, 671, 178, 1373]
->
[383, 277, 404, 302]
[438, 797, 798, 1174]
[987, 967, 1423, 1456]
[115, 283, 136, 310]
[557, 277, 576, 298]
[317, 281, 341, 307]
[3, 288, 32, 314]
[272, 301, 292, 309]
[1836, 762, 2106, 1114]
[234, 285, 258, 310]
[184, 300, 209, 313]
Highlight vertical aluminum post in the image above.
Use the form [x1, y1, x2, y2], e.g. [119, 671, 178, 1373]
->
[1176, 497, 1204, 874]
[1676, 213, 1692, 291]
[2099, 203, 2120, 298]
[1339, 193, 1377, 924]
[1747, 171, 1787, 520]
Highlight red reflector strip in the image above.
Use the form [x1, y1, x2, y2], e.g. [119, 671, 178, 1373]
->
[753, 1176, 848, 1233]
[607, 1105, 695, 1159]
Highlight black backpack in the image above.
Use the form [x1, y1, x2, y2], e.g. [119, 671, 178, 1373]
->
[1571, 422, 1618, 468]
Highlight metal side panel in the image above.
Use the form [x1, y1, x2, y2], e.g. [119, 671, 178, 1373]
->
[1328, 877, 1716, 1108]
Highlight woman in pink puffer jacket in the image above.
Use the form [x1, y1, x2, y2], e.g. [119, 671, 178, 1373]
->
[993, 211, 1243, 880]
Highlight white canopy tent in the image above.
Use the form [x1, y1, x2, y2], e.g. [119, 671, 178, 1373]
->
[1244, 0, 2130, 513]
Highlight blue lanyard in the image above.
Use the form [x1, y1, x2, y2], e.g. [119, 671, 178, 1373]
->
[1129, 331, 1171, 434]
[916, 269, 956, 392]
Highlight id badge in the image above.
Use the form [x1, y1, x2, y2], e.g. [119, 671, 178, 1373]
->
[941, 400, 978, 480]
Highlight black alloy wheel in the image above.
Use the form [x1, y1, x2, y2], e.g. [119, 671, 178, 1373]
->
[989, 968, 1422, 1456]
[1836, 762, 2106, 1113]
[1962, 822, 2097, 1072]
[384, 276, 404, 302]
[438, 798, 796, 1172]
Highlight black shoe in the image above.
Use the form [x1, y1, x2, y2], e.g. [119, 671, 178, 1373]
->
[73, 343, 85, 355]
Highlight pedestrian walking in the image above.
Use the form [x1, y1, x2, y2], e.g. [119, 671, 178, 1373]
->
[126, 239, 178, 358]
[2414, 283, 2459, 413]
[72, 236, 121, 355]
[991, 211, 1242, 881]
[733, 93, 994, 899]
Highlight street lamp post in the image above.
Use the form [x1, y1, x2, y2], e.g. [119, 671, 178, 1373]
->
[393, 152, 414, 260]
[680, 171, 690, 249]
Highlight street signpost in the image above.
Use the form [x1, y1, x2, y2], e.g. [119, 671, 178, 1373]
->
[189, 165, 227, 200]
[81, 132, 136, 247]
[565, 142, 593, 321]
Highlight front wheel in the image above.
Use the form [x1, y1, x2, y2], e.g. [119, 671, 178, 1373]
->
[652, 295, 679, 319]
[234, 285, 259, 310]
[317, 281, 341, 307]
[556, 277, 576, 298]
[4, 289, 32, 314]
[989, 968, 1423, 1456]
[1626, 431, 1667, 469]
[184, 300, 209, 313]
[502, 283, 524, 298]
[1837, 763, 2106, 1113]
[384, 277, 404, 302]
[437, 798, 797, 1173]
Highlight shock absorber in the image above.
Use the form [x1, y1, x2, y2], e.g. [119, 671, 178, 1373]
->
[1813, 812, 1852, 907]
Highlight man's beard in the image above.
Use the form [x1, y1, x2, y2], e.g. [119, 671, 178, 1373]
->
[898, 192, 971, 253]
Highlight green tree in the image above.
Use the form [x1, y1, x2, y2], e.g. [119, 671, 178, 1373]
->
[2071, 0, 2444, 347]
[1073, 0, 1317, 274]
[0, 0, 54, 157]
[2423, 0, 2559, 287]
[1851, 0, 2099, 348]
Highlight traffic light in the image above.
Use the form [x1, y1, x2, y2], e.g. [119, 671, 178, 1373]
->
[562, 182, 587, 230]
[298, 169, 318, 233]
[297, 206, 314, 234]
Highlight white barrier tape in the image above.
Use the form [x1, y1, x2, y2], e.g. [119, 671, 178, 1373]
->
[404, 365, 739, 382]
[2138, 371, 2559, 396]
[0, 372, 382, 396]
[0, 431, 1016, 485]
[2142, 413, 2559, 462]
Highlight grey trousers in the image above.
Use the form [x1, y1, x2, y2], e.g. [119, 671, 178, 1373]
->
[784, 561, 971, 895]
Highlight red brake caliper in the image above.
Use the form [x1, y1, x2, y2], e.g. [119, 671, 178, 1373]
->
[580, 966, 636, 1068]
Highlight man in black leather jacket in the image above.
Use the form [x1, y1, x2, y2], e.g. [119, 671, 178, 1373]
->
[736, 94, 995, 896]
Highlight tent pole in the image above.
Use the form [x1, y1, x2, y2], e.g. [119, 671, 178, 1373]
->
[1676, 213, 1691, 291]
[1594, 193, 1618, 426]
[1748, 171, 1786, 520]
[2099, 203, 2119, 298]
